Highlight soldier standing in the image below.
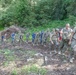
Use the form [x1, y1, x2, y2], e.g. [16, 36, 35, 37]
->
[32, 32, 36, 46]
[40, 31, 44, 44]
[72, 26, 76, 49]
[71, 26, 76, 61]
[42, 31, 47, 46]
[34, 32, 40, 46]
[1, 35, 5, 45]
[60, 23, 74, 62]
[50, 28, 60, 53]
[26, 32, 30, 43]
[18, 32, 24, 46]
[11, 32, 15, 45]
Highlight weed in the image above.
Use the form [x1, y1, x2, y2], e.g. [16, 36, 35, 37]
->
[11, 69, 18, 75]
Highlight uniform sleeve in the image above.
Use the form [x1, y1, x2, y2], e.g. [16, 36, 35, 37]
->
[73, 27, 76, 33]
[70, 29, 73, 32]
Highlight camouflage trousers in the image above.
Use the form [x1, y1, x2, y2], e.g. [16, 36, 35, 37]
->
[49, 40, 60, 51]
[60, 39, 74, 58]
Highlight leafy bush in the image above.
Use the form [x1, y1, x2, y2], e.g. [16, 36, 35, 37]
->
[0, 0, 76, 27]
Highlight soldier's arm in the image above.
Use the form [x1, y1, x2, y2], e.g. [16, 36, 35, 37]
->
[70, 29, 74, 41]
[68, 29, 73, 45]
[72, 27, 76, 35]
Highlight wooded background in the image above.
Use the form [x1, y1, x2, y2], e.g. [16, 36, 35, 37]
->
[0, 0, 76, 28]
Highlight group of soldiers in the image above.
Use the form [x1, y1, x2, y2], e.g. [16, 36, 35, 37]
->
[0, 31, 24, 45]
[32, 24, 76, 49]
[0, 23, 76, 62]
[31, 23, 76, 62]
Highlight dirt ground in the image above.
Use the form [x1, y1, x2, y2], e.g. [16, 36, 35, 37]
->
[0, 41, 76, 75]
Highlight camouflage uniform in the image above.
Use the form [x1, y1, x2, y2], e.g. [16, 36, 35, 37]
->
[50, 29, 59, 51]
[26, 33, 30, 43]
[40, 31, 44, 44]
[15, 32, 23, 46]
[15, 33, 20, 43]
[42, 29, 50, 46]
[42, 31, 46, 45]
[11, 32, 15, 44]
[71, 26, 76, 48]
[34, 32, 40, 45]
[60, 27, 73, 59]
[32, 33, 36, 45]
[72, 26, 76, 59]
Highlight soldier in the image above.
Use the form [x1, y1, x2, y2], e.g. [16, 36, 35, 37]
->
[46, 28, 50, 44]
[40, 31, 44, 44]
[41, 29, 50, 46]
[1, 35, 4, 43]
[60, 23, 74, 62]
[49, 31, 54, 50]
[34, 32, 40, 45]
[71, 26, 76, 62]
[32, 32, 36, 46]
[26, 32, 30, 43]
[50, 28, 60, 53]
[58, 28, 62, 42]
[42, 31, 47, 46]
[37, 32, 41, 45]
[73, 26, 76, 42]
[71, 26, 76, 48]
[19, 33, 23, 44]
[1, 35, 5, 45]
[15, 33, 20, 43]
[11, 32, 15, 45]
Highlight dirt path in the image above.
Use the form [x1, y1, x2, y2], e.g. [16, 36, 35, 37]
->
[0, 42, 76, 75]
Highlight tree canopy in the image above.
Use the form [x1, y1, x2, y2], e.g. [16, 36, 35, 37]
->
[0, 0, 76, 27]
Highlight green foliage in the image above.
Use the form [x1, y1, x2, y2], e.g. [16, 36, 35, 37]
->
[21, 65, 47, 75]
[3, 61, 9, 67]
[0, 49, 15, 61]
[11, 69, 18, 75]
[0, 0, 76, 27]
[67, 0, 76, 16]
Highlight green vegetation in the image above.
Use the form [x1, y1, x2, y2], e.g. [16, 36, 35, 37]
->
[21, 65, 47, 75]
[10, 65, 47, 75]
[0, 49, 15, 61]
[11, 69, 18, 75]
[26, 50, 37, 57]
[0, 25, 4, 30]
[0, 0, 76, 28]
[3, 61, 9, 67]
[25, 18, 76, 34]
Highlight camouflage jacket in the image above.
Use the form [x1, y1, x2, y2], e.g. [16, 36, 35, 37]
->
[61, 28, 73, 40]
